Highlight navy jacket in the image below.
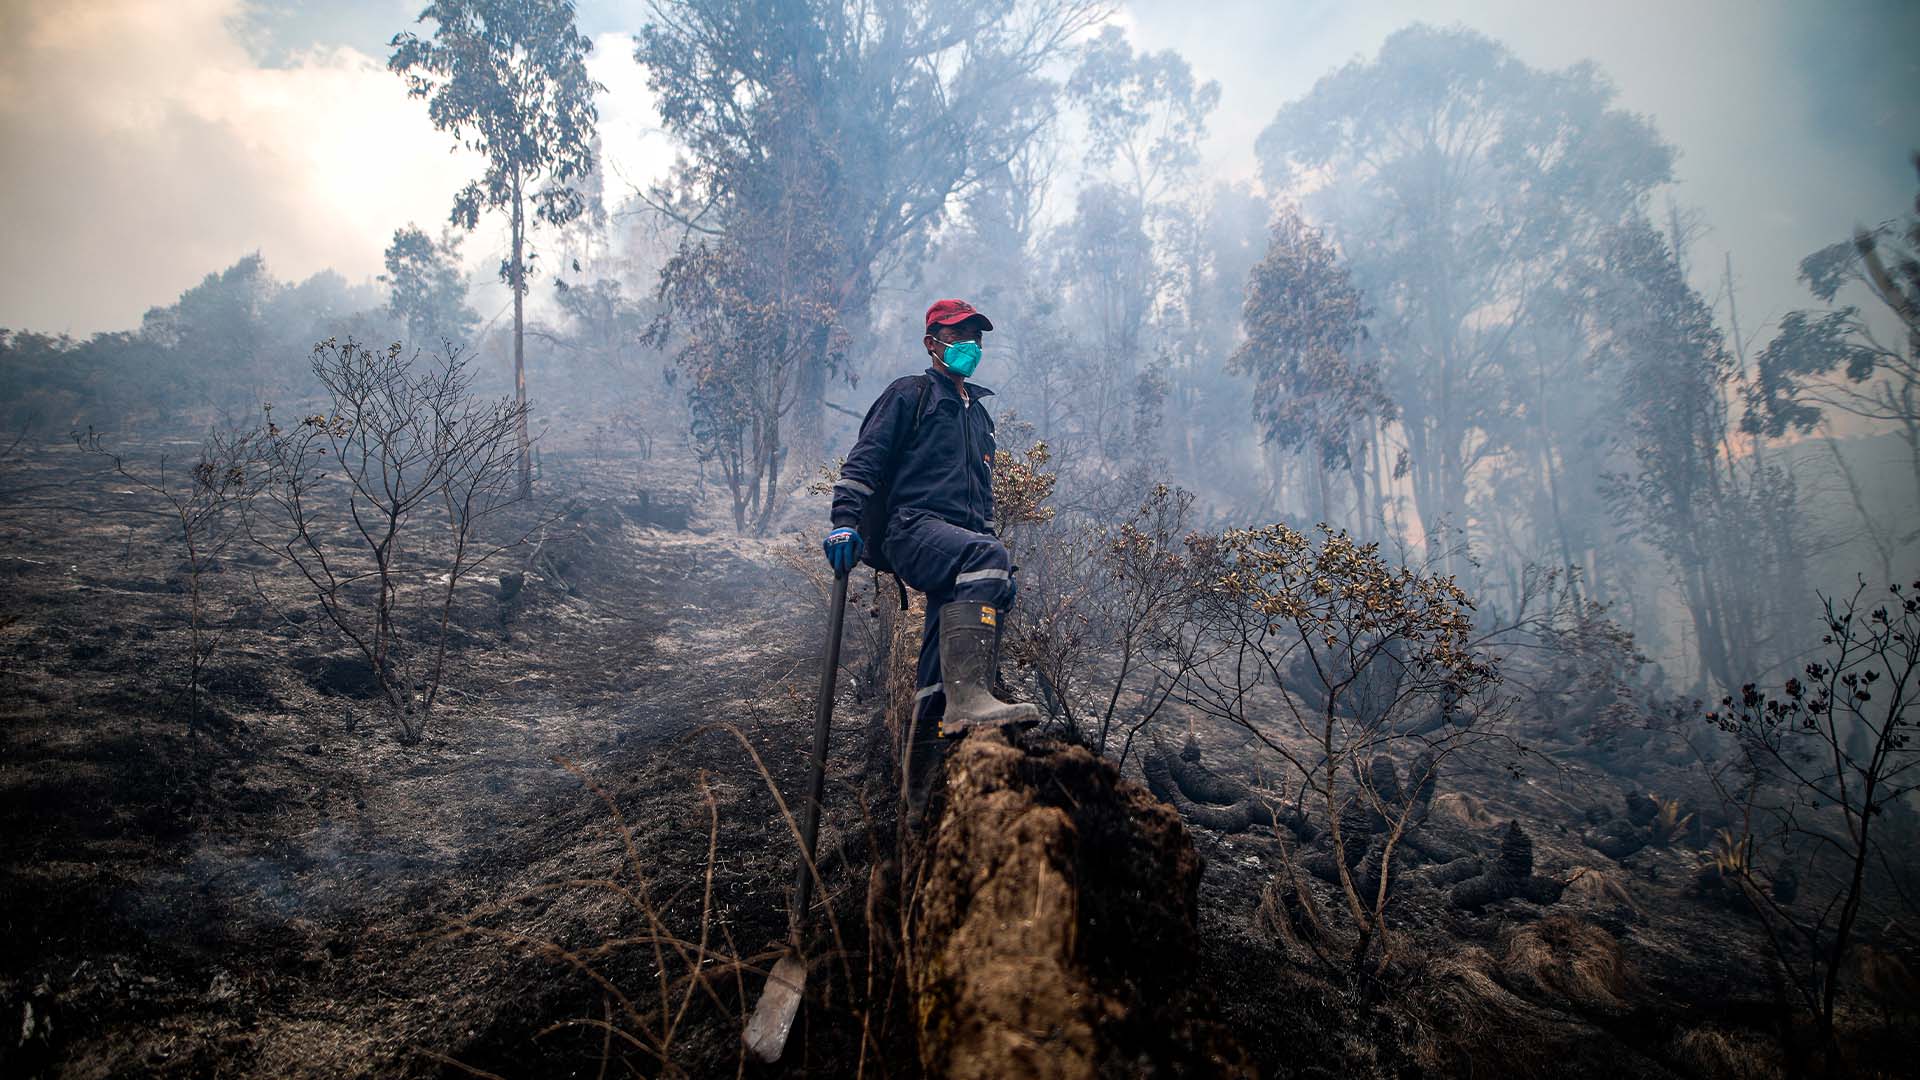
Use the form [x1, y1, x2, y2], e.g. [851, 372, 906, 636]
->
[831, 367, 997, 536]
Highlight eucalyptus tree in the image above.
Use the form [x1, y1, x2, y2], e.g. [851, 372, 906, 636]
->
[1592, 218, 1806, 691]
[1752, 155, 1920, 513]
[390, 0, 603, 497]
[1257, 25, 1673, 582]
[1060, 25, 1218, 460]
[1066, 24, 1219, 214]
[1231, 208, 1394, 532]
[645, 78, 847, 535]
[1157, 182, 1268, 486]
[636, 0, 1108, 454]
[1061, 181, 1158, 365]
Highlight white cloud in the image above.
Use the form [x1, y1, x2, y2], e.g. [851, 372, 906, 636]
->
[0, 1, 673, 336]
[586, 30, 670, 197]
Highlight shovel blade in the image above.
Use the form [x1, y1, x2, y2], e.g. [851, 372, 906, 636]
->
[742, 954, 807, 1063]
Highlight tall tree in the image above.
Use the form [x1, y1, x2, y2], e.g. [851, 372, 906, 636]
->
[1257, 25, 1672, 580]
[1155, 182, 1269, 492]
[645, 75, 847, 535]
[1751, 153, 1920, 512]
[1593, 218, 1804, 691]
[636, 0, 1106, 453]
[390, 0, 602, 497]
[1231, 208, 1394, 530]
[1061, 181, 1158, 363]
[1066, 24, 1219, 212]
[1061, 26, 1217, 386]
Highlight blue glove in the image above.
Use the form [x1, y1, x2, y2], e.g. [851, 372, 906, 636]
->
[823, 526, 863, 575]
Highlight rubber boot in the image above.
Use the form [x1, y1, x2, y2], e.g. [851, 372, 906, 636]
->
[935, 601, 1040, 737]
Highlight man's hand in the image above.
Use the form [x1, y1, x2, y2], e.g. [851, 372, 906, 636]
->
[823, 527, 863, 575]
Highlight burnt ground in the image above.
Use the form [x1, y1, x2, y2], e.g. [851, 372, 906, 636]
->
[0, 438, 904, 1078]
[0, 436, 1912, 1078]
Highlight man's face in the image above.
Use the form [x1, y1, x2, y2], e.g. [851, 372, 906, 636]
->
[926, 321, 984, 363]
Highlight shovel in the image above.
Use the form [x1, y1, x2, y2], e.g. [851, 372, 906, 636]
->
[743, 568, 850, 1063]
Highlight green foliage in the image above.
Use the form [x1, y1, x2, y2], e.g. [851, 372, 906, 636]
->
[1067, 24, 1219, 205]
[3, 254, 390, 434]
[1593, 218, 1806, 690]
[381, 225, 478, 347]
[1750, 156, 1920, 447]
[1749, 310, 1883, 438]
[391, 0, 603, 496]
[140, 253, 271, 380]
[1592, 219, 1734, 546]
[389, 0, 602, 251]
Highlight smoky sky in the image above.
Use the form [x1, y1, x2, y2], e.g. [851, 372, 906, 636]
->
[1, 0, 1914, 341]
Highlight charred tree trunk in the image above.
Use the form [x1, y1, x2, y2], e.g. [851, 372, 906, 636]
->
[908, 732, 1250, 1079]
[511, 172, 532, 500]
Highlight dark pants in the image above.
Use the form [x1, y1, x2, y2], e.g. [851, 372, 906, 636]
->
[883, 512, 1015, 721]
[883, 513, 1013, 799]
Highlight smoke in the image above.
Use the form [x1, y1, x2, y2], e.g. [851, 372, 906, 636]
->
[1124, 0, 1920, 339]
[0, 0, 664, 336]
[4, 1, 1909, 339]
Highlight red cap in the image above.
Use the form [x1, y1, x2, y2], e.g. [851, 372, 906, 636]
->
[924, 298, 993, 333]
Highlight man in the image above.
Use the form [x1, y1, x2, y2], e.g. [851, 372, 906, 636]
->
[823, 299, 1040, 783]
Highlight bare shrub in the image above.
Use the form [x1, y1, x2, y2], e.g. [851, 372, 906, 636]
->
[1179, 523, 1510, 971]
[248, 338, 534, 743]
[1008, 481, 1199, 757]
[1703, 579, 1920, 1053]
[77, 424, 265, 739]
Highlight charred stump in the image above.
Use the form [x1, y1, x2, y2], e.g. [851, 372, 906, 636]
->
[909, 730, 1252, 1079]
[1449, 821, 1566, 910]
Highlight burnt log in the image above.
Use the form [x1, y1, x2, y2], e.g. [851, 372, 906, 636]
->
[911, 731, 1252, 1080]
[1142, 743, 1295, 836]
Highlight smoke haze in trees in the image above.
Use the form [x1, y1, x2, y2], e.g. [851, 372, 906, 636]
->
[1, 1, 1912, 336]
[1, 0, 1916, 693]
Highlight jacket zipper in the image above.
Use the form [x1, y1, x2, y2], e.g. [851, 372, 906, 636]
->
[960, 395, 981, 531]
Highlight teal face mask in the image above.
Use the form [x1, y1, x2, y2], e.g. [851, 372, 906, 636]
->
[941, 340, 982, 378]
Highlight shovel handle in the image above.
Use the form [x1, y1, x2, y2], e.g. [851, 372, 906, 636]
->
[792, 570, 849, 941]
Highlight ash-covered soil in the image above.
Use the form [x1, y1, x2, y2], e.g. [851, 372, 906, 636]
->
[0, 438, 1910, 1078]
[0, 440, 885, 1077]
